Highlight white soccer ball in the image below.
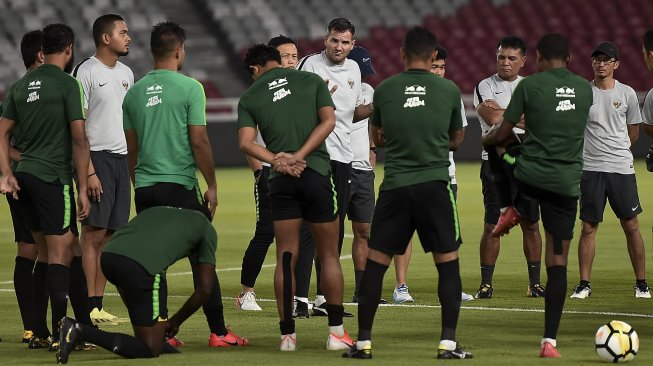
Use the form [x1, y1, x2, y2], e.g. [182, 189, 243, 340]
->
[595, 320, 639, 363]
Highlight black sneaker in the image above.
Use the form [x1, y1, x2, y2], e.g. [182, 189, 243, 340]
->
[343, 344, 372, 359]
[527, 283, 546, 298]
[437, 345, 473, 359]
[56, 317, 81, 364]
[293, 301, 310, 319]
[352, 296, 388, 305]
[312, 303, 354, 317]
[475, 283, 493, 299]
[27, 335, 52, 349]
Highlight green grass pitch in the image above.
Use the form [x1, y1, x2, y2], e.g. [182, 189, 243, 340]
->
[0, 161, 652, 365]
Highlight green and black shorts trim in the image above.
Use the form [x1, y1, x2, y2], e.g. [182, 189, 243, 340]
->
[13, 172, 78, 236]
[101, 252, 168, 326]
[269, 168, 337, 223]
[369, 180, 462, 255]
[134, 182, 210, 220]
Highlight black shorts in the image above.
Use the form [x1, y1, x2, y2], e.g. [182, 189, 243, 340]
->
[480, 161, 500, 224]
[268, 168, 337, 223]
[515, 179, 578, 242]
[255, 166, 273, 225]
[347, 169, 375, 223]
[82, 151, 131, 230]
[331, 160, 352, 222]
[101, 252, 168, 327]
[369, 180, 462, 255]
[6, 194, 35, 243]
[135, 182, 210, 220]
[14, 172, 78, 236]
[580, 171, 642, 222]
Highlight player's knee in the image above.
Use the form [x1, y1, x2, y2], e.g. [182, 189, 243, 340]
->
[621, 217, 640, 235]
[581, 222, 599, 236]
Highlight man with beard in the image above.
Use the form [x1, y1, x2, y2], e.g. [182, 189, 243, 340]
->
[72, 14, 134, 323]
[0, 23, 91, 349]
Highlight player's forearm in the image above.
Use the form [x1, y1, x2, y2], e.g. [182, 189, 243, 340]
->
[449, 128, 464, 151]
[72, 135, 91, 192]
[294, 113, 335, 160]
[353, 104, 373, 122]
[477, 104, 505, 125]
[9, 146, 20, 163]
[192, 141, 217, 190]
[245, 155, 263, 173]
[0, 136, 13, 177]
[627, 124, 640, 145]
[169, 290, 210, 329]
[643, 124, 653, 138]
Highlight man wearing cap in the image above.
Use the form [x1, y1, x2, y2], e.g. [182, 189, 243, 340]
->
[345, 46, 382, 303]
[569, 41, 648, 299]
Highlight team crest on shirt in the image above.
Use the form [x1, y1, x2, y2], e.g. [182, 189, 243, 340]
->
[613, 100, 622, 109]
[122, 80, 130, 90]
[348, 78, 354, 89]
[405, 85, 426, 95]
[268, 78, 288, 90]
[555, 86, 575, 98]
[146, 84, 163, 94]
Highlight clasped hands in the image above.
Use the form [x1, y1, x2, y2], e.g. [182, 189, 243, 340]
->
[273, 152, 306, 178]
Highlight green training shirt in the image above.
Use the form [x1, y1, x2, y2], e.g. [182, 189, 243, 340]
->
[371, 69, 462, 191]
[1, 64, 85, 184]
[123, 69, 206, 189]
[503, 67, 592, 197]
[237, 67, 334, 177]
[104, 206, 217, 276]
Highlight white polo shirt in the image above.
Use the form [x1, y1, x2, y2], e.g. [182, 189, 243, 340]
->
[73, 56, 134, 154]
[351, 82, 373, 171]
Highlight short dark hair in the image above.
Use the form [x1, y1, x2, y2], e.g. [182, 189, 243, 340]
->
[244, 44, 281, 75]
[268, 34, 295, 48]
[403, 26, 437, 61]
[327, 18, 355, 36]
[42, 23, 74, 55]
[644, 28, 653, 52]
[20, 30, 43, 69]
[536, 33, 569, 61]
[435, 45, 448, 61]
[92, 14, 124, 46]
[151, 21, 185, 59]
[497, 36, 527, 56]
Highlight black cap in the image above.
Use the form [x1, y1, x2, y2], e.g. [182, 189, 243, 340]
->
[591, 41, 619, 60]
[347, 46, 376, 77]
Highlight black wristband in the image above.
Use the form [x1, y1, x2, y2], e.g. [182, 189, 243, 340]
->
[88, 172, 96, 178]
[370, 147, 377, 154]
[254, 169, 263, 179]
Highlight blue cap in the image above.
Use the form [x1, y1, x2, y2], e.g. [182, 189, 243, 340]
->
[347, 46, 376, 77]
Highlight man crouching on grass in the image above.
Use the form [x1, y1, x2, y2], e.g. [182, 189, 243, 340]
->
[56, 206, 248, 363]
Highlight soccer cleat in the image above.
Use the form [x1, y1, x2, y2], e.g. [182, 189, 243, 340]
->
[540, 341, 561, 358]
[327, 331, 355, 350]
[90, 307, 118, 325]
[27, 335, 52, 349]
[311, 303, 354, 317]
[635, 282, 651, 299]
[352, 296, 388, 304]
[236, 291, 263, 311]
[461, 291, 474, 301]
[293, 301, 310, 319]
[74, 342, 98, 351]
[392, 284, 414, 303]
[437, 344, 473, 359]
[208, 329, 249, 347]
[56, 317, 80, 364]
[475, 283, 493, 299]
[166, 336, 185, 347]
[527, 283, 546, 298]
[491, 206, 521, 237]
[22, 330, 33, 343]
[280, 333, 296, 351]
[343, 344, 372, 359]
[570, 282, 591, 299]
[49, 341, 60, 352]
[98, 309, 118, 321]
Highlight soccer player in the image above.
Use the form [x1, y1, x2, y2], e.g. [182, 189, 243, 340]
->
[72, 14, 134, 323]
[123, 21, 246, 347]
[569, 42, 647, 299]
[473, 36, 544, 299]
[345, 26, 471, 359]
[297, 18, 373, 315]
[2, 29, 43, 344]
[483, 33, 592, 358]
[0, 23, 91, 348]
[238, 44, 353, 351]
[56, 206, 226, 363]
[641, 29, 653, 138]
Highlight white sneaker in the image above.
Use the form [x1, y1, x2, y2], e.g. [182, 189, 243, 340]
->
[392, 284, 414, 303]
[461, 291, 474, 301]
[635, 282, 651, 299]
[569, 282, 591, 299]
[236, 292, 263, 311]
[280, 333, 296, 351]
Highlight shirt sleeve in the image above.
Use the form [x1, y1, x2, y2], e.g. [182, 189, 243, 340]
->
[625, 86, 643, 125]
[460, 98, 468, 128]
[473, 79, 493, 107]
[643, 89, 653, 126]
[187, 80, 207, 126]
[65, 78, 86, 122]
[196, 223, 218, 266]
[74, 64, 91, 109]
[503, 80, 526, 125]
[237, 97, 256, 129]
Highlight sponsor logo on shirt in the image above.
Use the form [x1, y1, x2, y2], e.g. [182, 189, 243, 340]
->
[273, 88, 291, 102]
[268, 78, 288, 90]
[613, 100, 622, 109]
[26, 91, 39, 103]
[145, 95, 162, 107]
[556, 100, 575, 111]
[555, 86, 575, 98]
[146, 84, 163, 94]
[405, 85, 426, 95]
[28, 80, 42, 90]
[404, 96, 425, 108]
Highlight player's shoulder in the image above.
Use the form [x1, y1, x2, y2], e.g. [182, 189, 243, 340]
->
[296, 51, 323, 70]
[71, 57, 97, 77]
[613, 80, 637, 96]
